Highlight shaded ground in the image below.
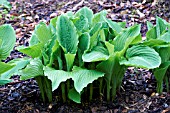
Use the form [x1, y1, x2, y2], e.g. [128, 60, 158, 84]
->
[0, 0, 170, 112]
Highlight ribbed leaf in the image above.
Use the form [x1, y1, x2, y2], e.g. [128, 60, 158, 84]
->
[17, 43, 44, 58]
[146, 27, 157, 40]
[158, 46, 170, 63]
[29, 33, 39, 46]
[82, 46, 109, 62]
[154, 61, 170, 83]
[156, 16, 167, 38]
[57, 15, 78, 54]
[74, 15, 88, 32]
[35, 22, 53, 43]
[44, 66, 72, 91]
[114, 24, 141, 52]
[72, 66, 105, 93]
[20, 58, 44, 80]
[120, 45, 161, 69]
[105, 18, 122, 33]
[0, 62, 15, 74]
[75, 7, 93, 25]
[0, 79, 12, 85]
[68, 88, 81, 103]
[141, 39, 167, 47]
[65, 53, 76, 71]
[147, 21, 154, 30]
[1, 58, 30, 79]
[92, 10, 107, 25]
[78, 33, 90, 53]
[0, 24, 16, 60]
[159, 32, 170, 43]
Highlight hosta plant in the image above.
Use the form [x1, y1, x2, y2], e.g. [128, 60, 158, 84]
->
[143, 16, 170, 93]
[2, 7, 161, 103]
[0, 24, 16, 85]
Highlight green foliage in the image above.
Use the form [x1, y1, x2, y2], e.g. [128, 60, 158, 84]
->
[0, 0, 12, 9]
[144, 17, 170, 93]
[0, 24, 16, 85]
[2, 8, 169, 104]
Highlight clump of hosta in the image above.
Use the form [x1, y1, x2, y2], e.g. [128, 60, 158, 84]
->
[143, 16, 170, 94]
[3, 7, 162, 103]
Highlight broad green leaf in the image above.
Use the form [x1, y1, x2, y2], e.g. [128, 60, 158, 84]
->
[114, 24, 141, 52]
[89, 22, 102, 36]
[105, 18, 122, 33]
[141, 39, 167, 47]
[0, 0, 11, 9]
[50, 17, 58, 28]
[35, 22, 53, 43]
[68, 88, 81, 103]
[0, 24, 16, 60]
[158, 46, 170, 63]
[105, 42, 114, 55]
[20, 58, 44, 80]
[75, 7, 93, 25]
[147, 21, 153, 30]
[0, 79, 12, 85]
[146, 27, 157, 40]
[120, 45, 161, 69]
[29, 33, 39, 46]
[154, 61, 170, 83]
[118, 22, 126, 28]
[17, 43, 44, 58]
[74, 15, 88, 32]
[159, 32, 170, 43]
[44, 66, 72, 91]
[0, 62, 15, 74]
[72, 66, 105, 93]
[1, 58, 30, 79]
[92, 10, 107, 25]
[156, 16, 167, 38]
[0, 39, 2, 47]
[130, 34, 142, 45]
[82, 46, 109, 62]
[78, 33, 90, 53]
[57, 15, 78, 54]
[65, 53, 76, 71]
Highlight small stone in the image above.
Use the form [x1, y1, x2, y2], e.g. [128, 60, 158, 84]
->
[12, 92, 20, 98]
[163, 103, 168, 108]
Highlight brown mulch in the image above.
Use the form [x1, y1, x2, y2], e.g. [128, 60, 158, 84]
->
[0, 0, 170, 112]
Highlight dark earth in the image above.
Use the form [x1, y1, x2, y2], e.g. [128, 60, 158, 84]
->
[0, 0, 170, 112]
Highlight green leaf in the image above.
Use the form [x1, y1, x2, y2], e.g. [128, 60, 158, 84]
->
[68, 88, 81, 103]
[29, 33, 39, 46]
[105, 18, 122, 33]
[147, 21, 153, 30]
[82, 46, 109, 62]
[0, 62, 15, 74]
[0, 79, 12, 85]
[0, 24, 16, 60]
[118, 22, 126, 28]
[34, 22, 53, 43]
[156, 16, 167, 38]
[159, 32, 170, 43]
[74, 15, 88, 32]
[57, 15, 78, 54]
[105, 42, 114, 55]
[120, 45, 161, 69]
[78, 33, 90, 53]
[92, 10, 107, 25]
[17, 43, 44, 58]
[141, 39, 167, 47]
[114, 24, 141, 52]
[75, 7, 93, 25]
[154, 61, 170, 83]
[65, 53, 76, 71]
[72, 66, 105, 93]
[20, 58, 44, 80]
[158, 46, 170, 63]
[0, 0, 11, 9]
[146, 27, 157, 40]
[1, 58, 30, 79]
[44, 66, 72, 91]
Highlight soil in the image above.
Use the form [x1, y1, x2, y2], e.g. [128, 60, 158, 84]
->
[0, 0, 170, 113]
